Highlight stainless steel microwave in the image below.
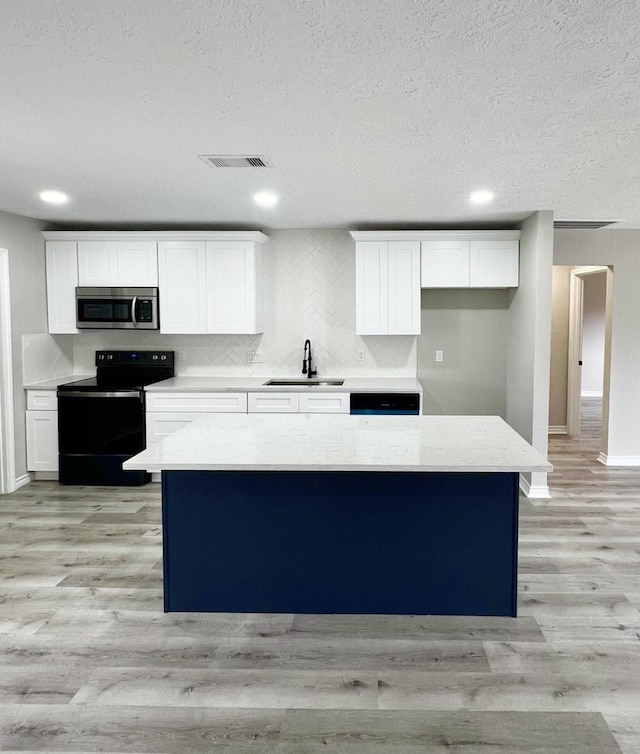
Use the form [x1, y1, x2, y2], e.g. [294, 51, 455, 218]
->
[76, 287, 159, 330]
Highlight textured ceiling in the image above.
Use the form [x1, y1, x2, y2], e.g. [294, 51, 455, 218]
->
[1, 0, 639, 229]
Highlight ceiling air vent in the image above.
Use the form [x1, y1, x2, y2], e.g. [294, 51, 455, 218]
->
[198, 154, 274, 168]
[554, 219, 620, 229]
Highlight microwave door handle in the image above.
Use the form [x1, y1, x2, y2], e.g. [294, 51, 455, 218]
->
[131, 296, 138, 328]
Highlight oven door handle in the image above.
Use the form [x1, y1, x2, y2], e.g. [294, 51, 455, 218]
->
[58, 391, 142, 399]
[131, 296, 138, 328]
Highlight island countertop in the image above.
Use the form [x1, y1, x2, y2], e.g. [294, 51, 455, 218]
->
[124, 414, 552, 473]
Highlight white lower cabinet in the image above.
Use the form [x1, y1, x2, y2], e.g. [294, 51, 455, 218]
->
[248, 392, 299, 413]
[145, 392, 248, 445]
[26, 391, 58, 472]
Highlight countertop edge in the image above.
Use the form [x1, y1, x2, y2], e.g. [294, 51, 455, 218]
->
[123, 461, 553, 473]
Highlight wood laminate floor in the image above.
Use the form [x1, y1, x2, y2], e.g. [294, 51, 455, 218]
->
[0, 398, 639, 752]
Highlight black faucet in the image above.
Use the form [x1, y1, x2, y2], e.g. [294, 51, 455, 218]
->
[302, 339, 317, 379]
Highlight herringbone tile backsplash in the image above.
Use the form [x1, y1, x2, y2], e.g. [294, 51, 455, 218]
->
[71, 229, 417, 377]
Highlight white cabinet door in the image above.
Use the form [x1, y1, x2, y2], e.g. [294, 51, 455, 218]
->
[77, 241, 119, 286]
[298, 392, 350, 414]
[45, 241, 79, 334]
[78, 240, 158, 286]
[248, 392, 299, 413]
[117, 241, 158, 286]
[421, 240, 470, 287]
[206, 241, 262, 333]
[355, 241, 388, 334]
[388, 241, 421, 334]
[158, 241, 208, 333]
[470, 240, 519, 287]
[26, 410, 58, 471]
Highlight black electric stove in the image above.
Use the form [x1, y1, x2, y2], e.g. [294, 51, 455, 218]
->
[57, 351, 174, 486]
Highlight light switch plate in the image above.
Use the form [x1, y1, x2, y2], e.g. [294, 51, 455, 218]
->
[435, 350, 444, 362]
[247, 351, 263, 364]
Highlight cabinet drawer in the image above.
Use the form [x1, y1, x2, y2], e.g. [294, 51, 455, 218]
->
[298, 392, 350, 414]
[247, 392, 299, 413]
[26, 390, 57, 411]
[145, 392, 248, 413]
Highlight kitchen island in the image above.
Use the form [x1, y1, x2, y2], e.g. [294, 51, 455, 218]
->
[124, 414, 551, 617]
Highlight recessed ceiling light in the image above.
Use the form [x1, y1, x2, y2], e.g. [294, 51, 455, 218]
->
[469, 190, 494, 205]
[253, 191, 278, 208]
[39, 190, 69, 205]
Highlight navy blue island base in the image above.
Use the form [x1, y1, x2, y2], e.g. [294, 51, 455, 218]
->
[161, 469, 520, 617]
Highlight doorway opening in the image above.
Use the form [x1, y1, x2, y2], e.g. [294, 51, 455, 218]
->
[550, 265, 611, 459]
[567, 266, 611, 443]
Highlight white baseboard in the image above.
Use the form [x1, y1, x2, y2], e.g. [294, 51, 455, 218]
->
[598, 453, 640, 467]
[34, 472, 59, 480]
[548, 425, 568, 435]
[581, 391, 603, 398]
[14, 473, 33, 490]
[519, 475, 551, 499]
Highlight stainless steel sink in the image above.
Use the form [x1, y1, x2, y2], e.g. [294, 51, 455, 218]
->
[263, 379, 345, 387]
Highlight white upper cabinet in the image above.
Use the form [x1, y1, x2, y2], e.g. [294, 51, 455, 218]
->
[354, 239, 420, 335]
[419, 232, 520, 289]
[420, 240, 470, 287]
[157, 233, 266, 334]
[469, 240, 519, 287]
[115, 241, 159, 286]
[355, 241, 388, 334]
[157, 241, 208, 333]
[44, 231, 267, 336]
[78, 240, 158, 286]
[351, 230, 519, 334]
[387, 241, 421, 334]
[206, 241, 263, 334]
[45, 241, 79, 334]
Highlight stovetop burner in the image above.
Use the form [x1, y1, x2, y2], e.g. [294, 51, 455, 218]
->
[58, 351, 175, 392]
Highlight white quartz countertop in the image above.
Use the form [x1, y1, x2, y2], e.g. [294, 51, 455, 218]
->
[124, 414, 552, 473]
[24, 375, 93, 390]
[144, 376, 422, 392]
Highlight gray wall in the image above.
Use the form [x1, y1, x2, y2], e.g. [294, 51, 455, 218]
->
[0, 209, 47, 481]
[554, 229, 640, 462]
[507, 211, 554, 493]
[417, 289, 508, 416]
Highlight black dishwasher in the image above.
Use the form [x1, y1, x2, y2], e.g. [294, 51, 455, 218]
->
[349, 392, 420, 415]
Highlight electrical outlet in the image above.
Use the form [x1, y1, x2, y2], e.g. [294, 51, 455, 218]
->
[177, 349, 186, 362]
[246, 351, 263, 364]
[435, 350, 444, 363]
[355, 348, 365, 361]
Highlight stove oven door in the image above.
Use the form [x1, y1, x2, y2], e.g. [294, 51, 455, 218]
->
[57, 389, 149, 485]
